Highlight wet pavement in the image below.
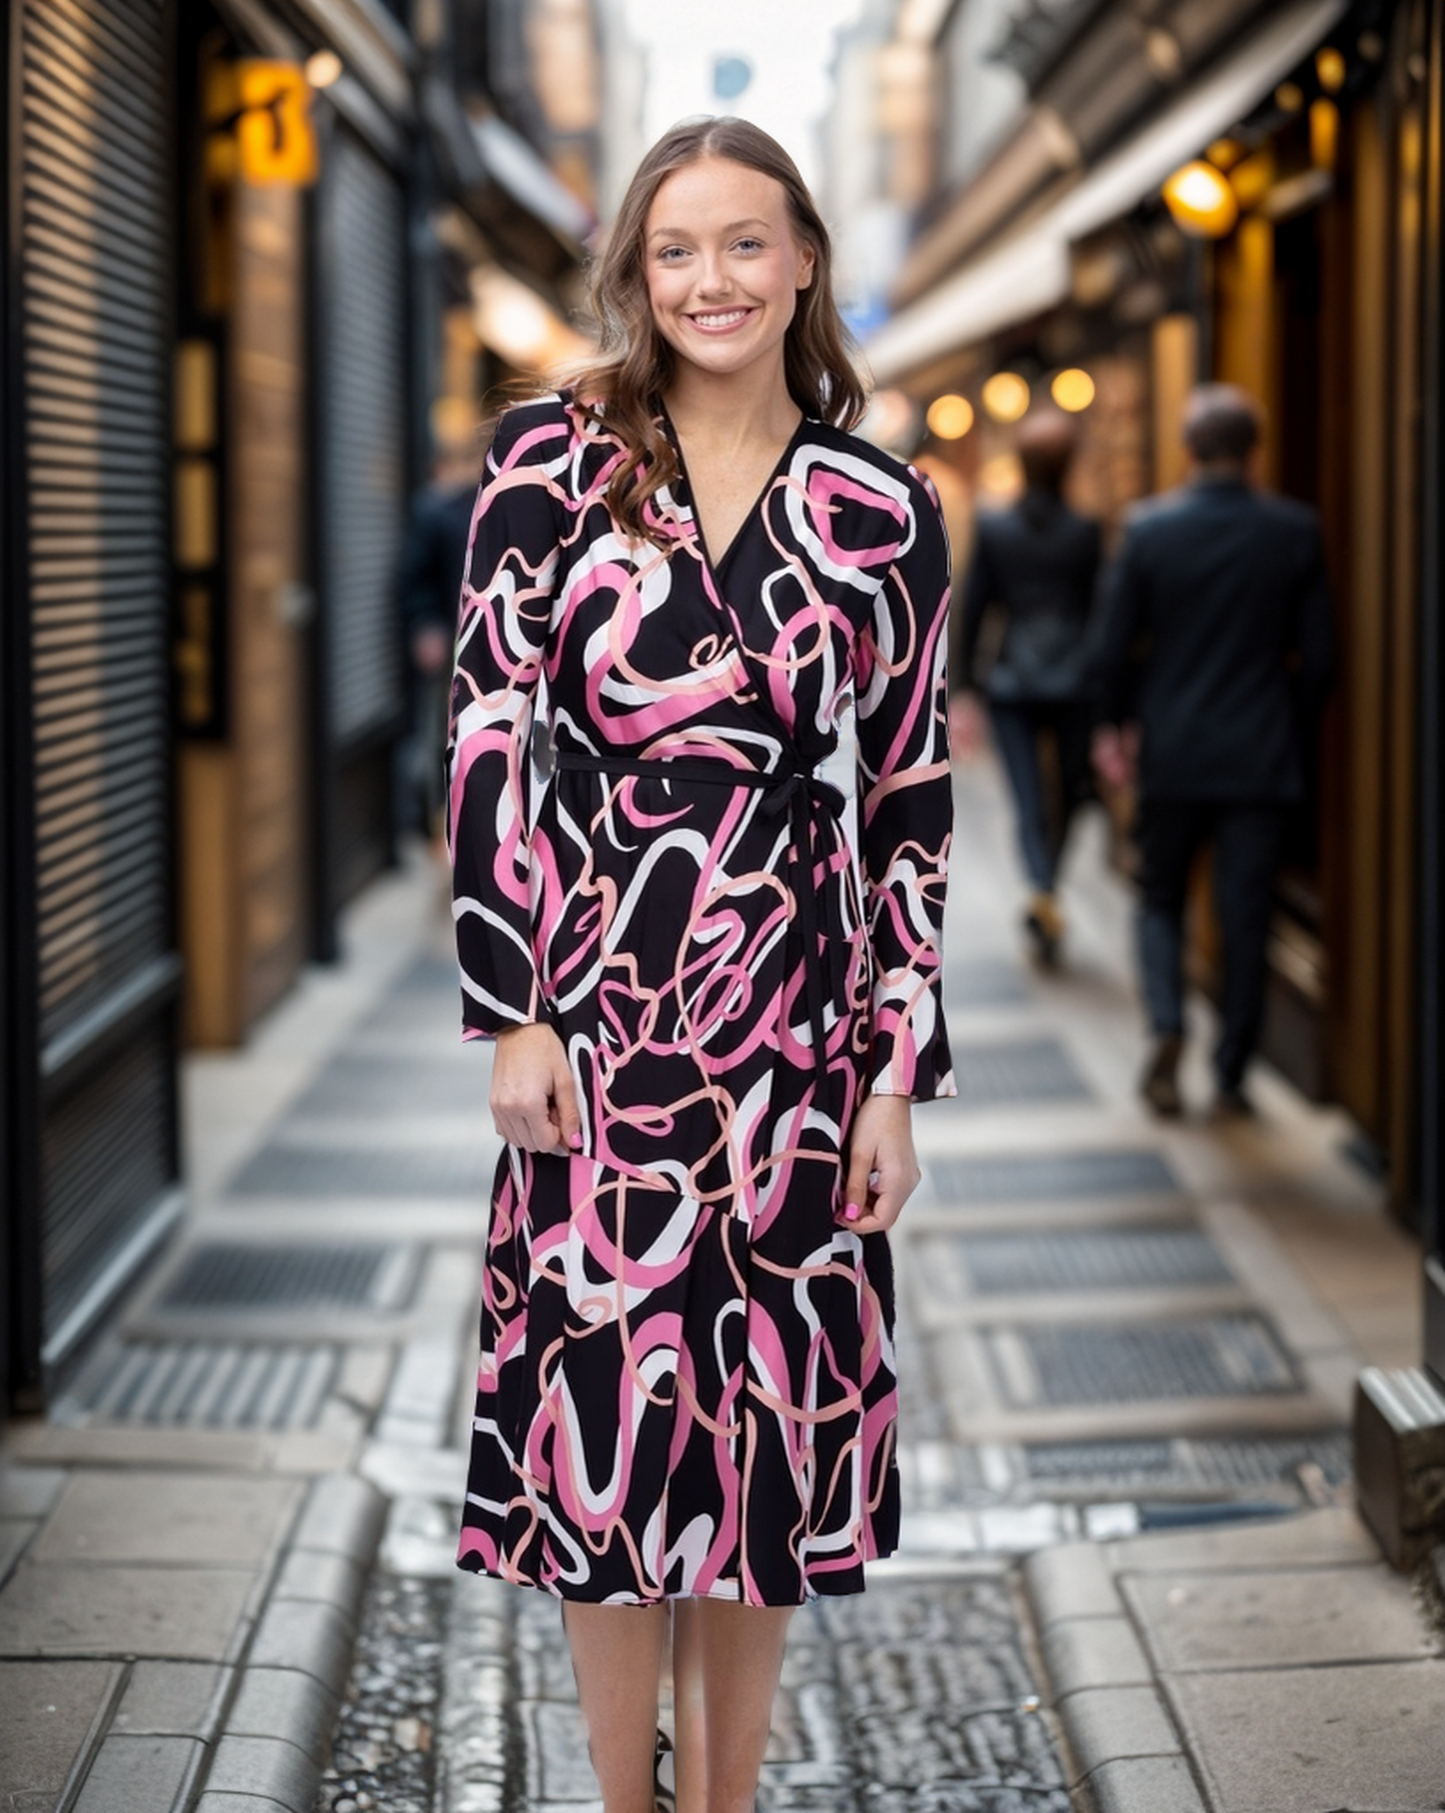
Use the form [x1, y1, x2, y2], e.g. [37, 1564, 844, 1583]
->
[2, 758, 1439, 1813]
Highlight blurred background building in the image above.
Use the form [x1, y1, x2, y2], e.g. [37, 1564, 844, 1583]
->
[853, 0, 1444, 1383]
[2, 0, 1441, 1413]
[0, 0, 598, 1407]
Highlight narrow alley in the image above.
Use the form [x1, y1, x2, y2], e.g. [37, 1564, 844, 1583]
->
[2, 758, 1436, 1813]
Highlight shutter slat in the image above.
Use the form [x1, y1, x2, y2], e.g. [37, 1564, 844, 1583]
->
[18, 0, 176, 1366]
[322, 133, 406, 744]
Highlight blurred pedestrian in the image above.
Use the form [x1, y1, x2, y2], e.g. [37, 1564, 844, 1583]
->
[957, 409, 1102, 965]
[446, 118, 954, 1813]
[396, 421, 480, 838]
[1092, 385, 1334, 1119]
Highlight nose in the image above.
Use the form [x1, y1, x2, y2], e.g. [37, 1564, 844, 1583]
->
[694, 251, 733, 297]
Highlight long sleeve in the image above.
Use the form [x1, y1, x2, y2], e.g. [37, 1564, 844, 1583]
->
[446, 402, 566, 1039]
[855, 468, 957, 1101]
[1092, 530, 1148, 727]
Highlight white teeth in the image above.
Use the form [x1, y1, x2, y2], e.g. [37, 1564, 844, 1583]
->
[692, 310, 749, 328]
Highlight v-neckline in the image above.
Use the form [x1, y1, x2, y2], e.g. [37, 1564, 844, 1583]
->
[659, 402, 806, 589]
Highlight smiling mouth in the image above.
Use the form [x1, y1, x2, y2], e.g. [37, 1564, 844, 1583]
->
[687, 308, 756, 331]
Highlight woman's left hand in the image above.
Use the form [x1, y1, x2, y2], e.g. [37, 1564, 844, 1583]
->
[837, 1094, 921, 1234]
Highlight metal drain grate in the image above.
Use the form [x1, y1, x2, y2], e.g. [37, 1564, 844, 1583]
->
[989, 1314, 1302, 1406]
[929, 1148, 1180, 1203]
[953, 1038, 1091, 1107]
[229, 1144, 492, 1198]
[55, 1341, 339, 1430]
[157, 1242, 419, 1311]
[921, 1226, 1233, 1295]
[1021, 1431, 1352, 1491]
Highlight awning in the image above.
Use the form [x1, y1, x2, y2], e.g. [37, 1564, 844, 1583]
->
[471, 114, 595, 247]
[864, 0, 1346, 384]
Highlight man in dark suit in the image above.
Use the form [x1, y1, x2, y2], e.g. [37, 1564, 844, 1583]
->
[1092, 385, 1334, 1118]
[958, 411, 1103, 964]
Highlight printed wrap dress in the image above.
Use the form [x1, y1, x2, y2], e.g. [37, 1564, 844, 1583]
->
[448, 392, 956, 1606]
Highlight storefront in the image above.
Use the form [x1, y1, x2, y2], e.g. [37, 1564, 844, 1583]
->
[868, 0, 1445, 1250]
[3, 0, 182, 1402]
[2, 0, 587, 1408]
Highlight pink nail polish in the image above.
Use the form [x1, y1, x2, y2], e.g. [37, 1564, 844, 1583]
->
[844, 1203, 860, 1222]
[568, 1131, 583, 1150]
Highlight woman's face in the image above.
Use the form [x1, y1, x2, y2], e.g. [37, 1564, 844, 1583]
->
[643, 156, 815, 388]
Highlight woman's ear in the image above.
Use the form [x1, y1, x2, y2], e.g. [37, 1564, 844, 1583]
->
[797, 240, 816, 291]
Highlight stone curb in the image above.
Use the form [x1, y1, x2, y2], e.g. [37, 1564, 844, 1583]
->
[191, 1472, 387, 1813]
[1021, 1542, 1210, 1813]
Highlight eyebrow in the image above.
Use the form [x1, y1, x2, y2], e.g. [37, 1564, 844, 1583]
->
[646, 217, 772, 241]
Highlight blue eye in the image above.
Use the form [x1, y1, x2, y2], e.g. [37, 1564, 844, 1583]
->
[734, 238, 764, 254]
[657, 245, 690, 263]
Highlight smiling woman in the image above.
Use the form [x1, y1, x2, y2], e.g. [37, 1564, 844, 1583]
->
[446, 117, 955, 1813]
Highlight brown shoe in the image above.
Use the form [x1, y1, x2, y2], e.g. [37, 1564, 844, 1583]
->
[1140, 1035, 1184, 1117]
[1023, 892, 1065, 967]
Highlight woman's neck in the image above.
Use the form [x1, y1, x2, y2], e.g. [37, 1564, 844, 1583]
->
[661, 361, 800, 454]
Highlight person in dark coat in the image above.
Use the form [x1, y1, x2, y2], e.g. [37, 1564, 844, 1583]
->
[1092, 385, 1335, 1118]
[396, 435, 481, 834]
[958, 410, 1102, 963]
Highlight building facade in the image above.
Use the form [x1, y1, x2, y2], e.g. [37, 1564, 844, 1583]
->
[864, 0, 1443, 1373]
[0, 0, 591, 1410]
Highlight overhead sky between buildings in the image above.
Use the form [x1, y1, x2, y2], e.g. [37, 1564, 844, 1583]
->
[621, 0, 867, 190]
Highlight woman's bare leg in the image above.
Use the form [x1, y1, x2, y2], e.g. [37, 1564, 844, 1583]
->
[696, 1600, 795, 1813]
[562, 1602, 669, 1813]
[671, 1599, 707, 1813]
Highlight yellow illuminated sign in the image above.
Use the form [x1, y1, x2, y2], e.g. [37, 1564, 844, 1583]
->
[207, 61, 319, 186]
[237, 62, 318, 184]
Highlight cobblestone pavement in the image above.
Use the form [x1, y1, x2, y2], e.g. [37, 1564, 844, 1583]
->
[4, 759, 1434, 1813]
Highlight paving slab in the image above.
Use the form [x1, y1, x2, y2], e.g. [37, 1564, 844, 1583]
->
[0, 1561, 258, 1660]
[268, 1544, 365, 1616]
[5, 1424, 272, 1470]
[1041, 1617, 1153, 1697]
[1105, 1504, 1378, 1574]
[1081, 1753, 1211, 1813]
[0, 1660, 122, 1809]
[203, 1734, 317, 1812]
[1165, 1660, 1445, 1812]
[1057, 1684, 1180, 1779]
[0, 1518, 37, 1580]
[1124, 1563, 1441, 1671]
[192, 1796, 297, 1812]
[287, 1470, 387, 1562]
[32, 1472, 301, 1567]
[70, 1733, 204, 1813]
[1024, 1542, 1123, 1626]
[0, 1464, 66, 1518]
[245, 1597, 354, 1689]
[112, 1661, 232, 1738]
[226, 1666, 339, 1766]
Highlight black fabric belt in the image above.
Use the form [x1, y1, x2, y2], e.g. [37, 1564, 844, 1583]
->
[554, 749, 845, 1092]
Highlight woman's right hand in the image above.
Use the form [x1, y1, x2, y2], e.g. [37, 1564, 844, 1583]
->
[490, 1023, 582, 1155]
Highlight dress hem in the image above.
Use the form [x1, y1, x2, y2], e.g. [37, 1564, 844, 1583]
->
[454, 1549, 892, 1607]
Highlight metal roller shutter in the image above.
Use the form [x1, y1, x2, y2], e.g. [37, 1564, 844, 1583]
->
[9, 0, 180, 1383]
[322, 132, 406, 746]
[313, 124, 407, 931]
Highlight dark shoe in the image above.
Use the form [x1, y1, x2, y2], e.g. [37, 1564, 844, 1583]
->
[1208, 1086, 1256, 1123]
[654, 1728, 676, 1813]
[1140, 1034, 1184, 1117]
[1023, 892, 1064, 967]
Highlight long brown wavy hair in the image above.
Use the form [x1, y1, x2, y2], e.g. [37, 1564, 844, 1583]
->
[562, 117, 867, 547]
